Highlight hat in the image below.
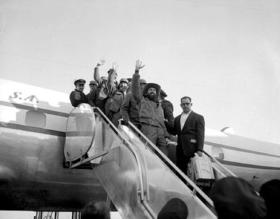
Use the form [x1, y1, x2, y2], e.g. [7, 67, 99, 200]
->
[119, 78, 128, 84]
[142, 83, 161, 97]
[101, 76, 108, 81]
[160, 90, 167, 98]
[89, 80, 98, 86]
[74, 79, 86, 85]
[157, 198, 188, 219]
[140, 78, 147, 84]
[210, 177, 267, 219]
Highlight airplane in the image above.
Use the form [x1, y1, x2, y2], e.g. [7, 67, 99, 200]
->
[0, 78, 279, 218]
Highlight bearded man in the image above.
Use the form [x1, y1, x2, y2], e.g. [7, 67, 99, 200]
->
[132, 60, 168, 155]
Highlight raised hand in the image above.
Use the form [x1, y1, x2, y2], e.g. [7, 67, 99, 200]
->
[111, 62, 119, 73]
[135, 60, 145, 71]
[197, 151, 203, 157]
[97, 59, 106, 67]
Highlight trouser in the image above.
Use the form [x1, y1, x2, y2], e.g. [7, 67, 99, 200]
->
[140, 123, 168, 156]
[176, 146, 193, 175]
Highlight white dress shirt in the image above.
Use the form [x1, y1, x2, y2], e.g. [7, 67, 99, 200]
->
[180, 111, 191, 130]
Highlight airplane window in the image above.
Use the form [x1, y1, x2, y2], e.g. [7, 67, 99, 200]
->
[25, 110, 46, 128]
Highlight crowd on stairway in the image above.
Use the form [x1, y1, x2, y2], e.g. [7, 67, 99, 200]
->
[70, 60, 205, 171]
[70, 60, 279, 219]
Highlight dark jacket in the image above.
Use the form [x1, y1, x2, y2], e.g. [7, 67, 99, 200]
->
[161, 99, 174, 132]
[69, 89, 88, 107]
[259, 179, 280, 219]
[120, 92, 141, 126]
[210, 177, 267, 219]
[105, 90, 126, 126]
[171, 111, 205, 157]
[86, 90, 96, 107]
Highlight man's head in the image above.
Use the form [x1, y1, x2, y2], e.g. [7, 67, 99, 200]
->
[118, 78, 129, 92]
[146, 86, 159, 102]
[81, 201, 110, 219]
[142, 83, 160, 102]
[180, 96, 192, 113]
[160, 90, 167, 100]
[157, 198, 188, 219]
[89, 80, 98, 92]
[140, 79, 147, 90]
[210, 177, 266, 219]
[74, 79, 86, 92]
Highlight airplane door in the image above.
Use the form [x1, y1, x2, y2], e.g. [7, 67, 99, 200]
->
[64, 104, 95, 162]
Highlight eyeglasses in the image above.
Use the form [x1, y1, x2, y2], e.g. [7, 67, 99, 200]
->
[181, 102, 191, 106]
[77, 84, 85, 87]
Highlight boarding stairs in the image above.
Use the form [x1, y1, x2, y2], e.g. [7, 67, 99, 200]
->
[64, 104, 236, 219]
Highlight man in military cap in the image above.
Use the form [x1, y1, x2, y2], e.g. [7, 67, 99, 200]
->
[87, 80, 98, 106]
[69, 79, 88, 107]
[93, 61, 118, 112]
[89, 80, 98, 92]
[105, 78, 129, 126]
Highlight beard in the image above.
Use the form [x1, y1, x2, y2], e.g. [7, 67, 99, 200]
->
[147, 93, 157, 102]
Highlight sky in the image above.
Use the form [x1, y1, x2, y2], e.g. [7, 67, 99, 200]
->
[1, 0, 280, 144]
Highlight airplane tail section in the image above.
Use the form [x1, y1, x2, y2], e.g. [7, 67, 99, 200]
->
[64, 104, 218, 219]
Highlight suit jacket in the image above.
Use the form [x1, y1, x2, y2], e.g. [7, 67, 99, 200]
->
[171, 111, 205, 157]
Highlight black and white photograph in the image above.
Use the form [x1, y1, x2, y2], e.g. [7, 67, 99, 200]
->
[0, 0, 279, 219]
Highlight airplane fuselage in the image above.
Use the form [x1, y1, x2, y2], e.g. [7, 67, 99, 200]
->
[0, 78, 280, 211]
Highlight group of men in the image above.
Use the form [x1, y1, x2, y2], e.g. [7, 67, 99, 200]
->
[69, 60, 205, 174]
[73, 61, 279, 219]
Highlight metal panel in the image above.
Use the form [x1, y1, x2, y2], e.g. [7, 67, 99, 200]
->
[90, 109, 216, 219]
[64, 104, 95, 162]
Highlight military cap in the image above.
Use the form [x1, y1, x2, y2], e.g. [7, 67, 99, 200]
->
[89, 80, 98, 86]
[101, 76, 108, 81]
[140, 79, 147, 84]
[74, 79, 86, 85]
[119, 78, 128, 84]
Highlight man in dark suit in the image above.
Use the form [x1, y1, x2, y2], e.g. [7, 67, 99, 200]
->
[171, 96, 205, 174]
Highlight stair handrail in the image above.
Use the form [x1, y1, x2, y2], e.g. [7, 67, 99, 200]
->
[126, 121, 215, 208]
[93, 107, 146, 200]
[65, 104, 97, 163]
[93, 107, 156, 218]
[202, 150, 237, 177]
